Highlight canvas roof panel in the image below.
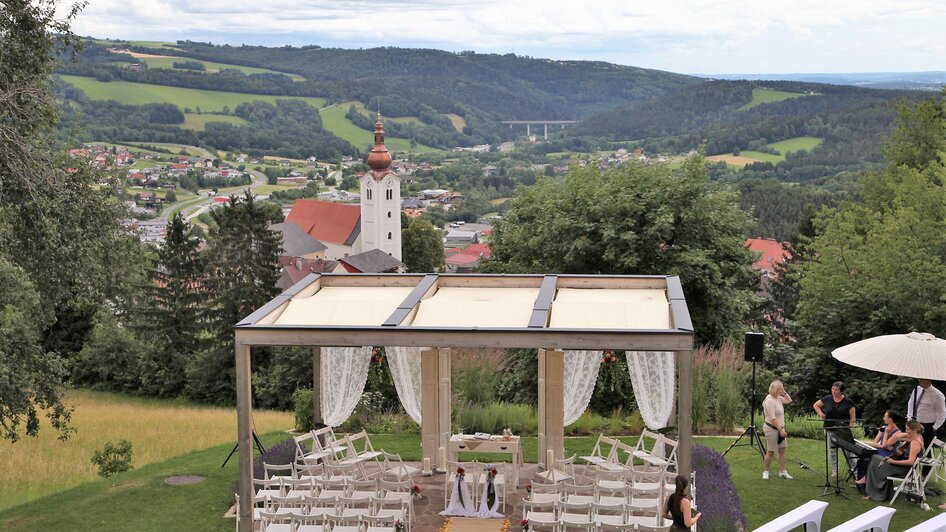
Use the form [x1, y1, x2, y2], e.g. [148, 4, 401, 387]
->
[274, 285, 414, 326]
[548, 288, 670, 329]
[409, 287, 539, 328]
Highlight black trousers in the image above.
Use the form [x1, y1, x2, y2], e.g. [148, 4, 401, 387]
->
[922, 422, 935, 450]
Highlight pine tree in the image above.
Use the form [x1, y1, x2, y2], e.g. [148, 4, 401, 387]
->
[186, 192, 282, 403]
[136, 213, 206, 396]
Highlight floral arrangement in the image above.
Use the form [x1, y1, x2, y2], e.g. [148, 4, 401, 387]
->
[525, 483, 532, 494]
[520, 518, 529, 530]
[412, 484, 421, 498]
[601, 351, 618, 364]
[486, 466, 498, 480]
[370, 347, 385, 364]
[394, 520, 405, 531]
[456, 465, 465, 481]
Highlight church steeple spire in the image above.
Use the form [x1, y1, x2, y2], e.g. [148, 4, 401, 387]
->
[366, 113, 392, 178]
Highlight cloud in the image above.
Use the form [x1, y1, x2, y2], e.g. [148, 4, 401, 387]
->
[70, 0, 946, 73]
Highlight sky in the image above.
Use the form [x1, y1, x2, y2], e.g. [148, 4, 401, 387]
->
[69, 0, 946, 74]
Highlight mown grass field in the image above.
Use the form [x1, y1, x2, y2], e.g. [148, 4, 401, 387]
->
[708, 135, 824, 166]
[134, 55, 305, 81]
[0, 390, 292, 512]
[768, 135, 823, 154]
[319, 104, 438, 153]
[59, 75, 326, 112]
[346, 100, 422, 126]
[254, 184, 305, 195]
[739, 87, 808, 110]
[181, 112, 249, 131]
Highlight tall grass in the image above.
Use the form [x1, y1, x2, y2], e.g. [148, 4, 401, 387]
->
[453, 348, 504, 405]
[455, 403, 537, 435]
[0, 389, 292, 511]
[693, 342, 748, 433]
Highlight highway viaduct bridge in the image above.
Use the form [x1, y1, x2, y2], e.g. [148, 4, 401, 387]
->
[501, 120, 577, 139]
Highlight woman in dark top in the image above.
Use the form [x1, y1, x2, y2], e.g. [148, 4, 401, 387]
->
[813, 381, 857, 476]
[664, 474, 701, 531]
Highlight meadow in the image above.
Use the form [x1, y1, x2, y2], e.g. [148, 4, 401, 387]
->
[346, 100, 422, 126]
[738, 87, 809, 110]
[446, 113, 467, 133]
[0, 389, 292, 511]
[59, 75, 326, 112]
[181, 112, 249, 132]
[319, 103, 438, 153]
[133, 54, 306, 81]
[708, 135, 824, 167]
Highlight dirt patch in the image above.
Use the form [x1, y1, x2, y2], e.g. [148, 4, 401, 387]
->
[164, 475, 206, 486]
[106, 479, 147, 492]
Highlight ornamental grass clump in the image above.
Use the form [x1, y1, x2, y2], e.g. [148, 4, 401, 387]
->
[692, 444, 748, 531]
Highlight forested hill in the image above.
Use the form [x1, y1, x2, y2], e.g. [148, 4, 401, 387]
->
[88, 40, 702, 119]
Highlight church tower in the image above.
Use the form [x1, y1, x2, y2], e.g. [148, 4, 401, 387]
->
[360, 114, 402, 260]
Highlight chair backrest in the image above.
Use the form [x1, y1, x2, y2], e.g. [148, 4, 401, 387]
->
[636, 429, 662, 455]
[530, 481, 562, 494]
[599, 523, 634, 532]
[636, 524, 671, 532]
[611, 441, 636, 466]
[563, 481, 595, 496]
[264, 462, 294, 479]
[559, 500, 592, 515]
[380, 478, 412, 493]
[446, 459, 477, 481]
[350, 478, 378, 492]
[592, 500, 625, 515]
[293, 462, 324, 479]
[293, 432, 314, 461]
[345, 430, 373, 455]
[561, 522, 596, 531]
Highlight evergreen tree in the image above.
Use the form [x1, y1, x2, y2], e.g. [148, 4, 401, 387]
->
[136, 214, 206, 397]
[186, 192, 282, 403]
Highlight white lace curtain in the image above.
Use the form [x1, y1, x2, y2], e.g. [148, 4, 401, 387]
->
[563, 350, 602, 425]
[320, 346, 372, 427]
[625, 351, 676, 429]
[385, 346, 423, 424]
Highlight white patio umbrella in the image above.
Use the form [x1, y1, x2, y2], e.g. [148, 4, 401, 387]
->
[831, 332, 946, 380]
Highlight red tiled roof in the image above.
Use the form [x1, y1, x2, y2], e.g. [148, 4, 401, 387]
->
[446, 253, 481, 266]
[463, 243, 492, 259]
[286, 199, 361, 246]
[745, 238, 789, 271]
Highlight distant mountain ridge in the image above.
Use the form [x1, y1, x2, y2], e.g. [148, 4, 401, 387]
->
[694, 71, 946, 91]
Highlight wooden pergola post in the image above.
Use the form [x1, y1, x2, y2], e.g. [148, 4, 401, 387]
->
[538, 348, 565, 469]
[312, 347, 323, 434]
[421, 348, 451, 470]
[677, 349, 693, 483]
[235, 342, 253, 532]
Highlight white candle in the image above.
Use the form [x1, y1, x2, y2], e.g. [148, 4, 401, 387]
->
[438, 447, 446, 472]
[546, 449, 555, 470]
[423, 457, 432, 475]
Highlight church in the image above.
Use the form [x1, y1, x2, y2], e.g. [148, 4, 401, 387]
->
[278, 115, 403, 268]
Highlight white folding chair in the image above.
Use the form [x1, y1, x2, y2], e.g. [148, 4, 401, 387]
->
[536, 454, 577, 483]
[891, 438, 943, 505]
[444, 460, 479, 508]
[380, 451, 419, 483]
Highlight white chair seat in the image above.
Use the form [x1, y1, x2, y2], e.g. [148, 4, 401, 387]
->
[626, 515, 660, 527]
[530, 493, 560, 504]
[562, 513, 593, 525]
[566, 494, 595, 504]
[256, 489, 282, 500]
[285, 489, 313, 499]
[297, 525, 325, 532]
[306, 506, 334, 517]
[597, 480, 624, 490]
[320, 489, 348, 498]
[595, 515, 627, 525]
[526, 510, 557, 522]
[598, 495, 625, 506]
[366, 528, 396, 532]
[262, 525, 293, 532]
[341, 508, 370, 517]
[332, 527, 361, 532]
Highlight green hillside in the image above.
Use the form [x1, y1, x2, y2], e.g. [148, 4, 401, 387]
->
[738, 88, 808, 110]
[59, 75, 325, 112]
[181, 113, 248, 131]
[319, 104, 437, 153]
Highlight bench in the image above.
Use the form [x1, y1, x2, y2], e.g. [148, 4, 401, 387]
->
[824, 506, 896, 532]
[904, 513, 946, 532]
[753, 500, 829, 532]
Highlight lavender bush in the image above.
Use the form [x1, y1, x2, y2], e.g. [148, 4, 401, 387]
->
[693, 444, 747, 531]
[232, 437, 296, 494]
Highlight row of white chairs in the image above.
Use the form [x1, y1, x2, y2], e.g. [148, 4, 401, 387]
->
[522, 501, 670, 532]
[293, 428, 418, 482]
[578, 432, 678, 480]
[259, 510, 400, 532]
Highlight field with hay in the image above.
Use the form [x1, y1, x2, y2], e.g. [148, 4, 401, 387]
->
[132, 54, 305, 81]
[0, 390, 292, 511]
[738, 87, 808, 110]
[709, 135, 824, 167]
[768, 135, 823, 154]
[59, 75, 325, 112]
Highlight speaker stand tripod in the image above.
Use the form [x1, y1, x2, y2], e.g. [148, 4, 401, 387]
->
[221, 427, 267, 468]
[724, 356, 766, 458]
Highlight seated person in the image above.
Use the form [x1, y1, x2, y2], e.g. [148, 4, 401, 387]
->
[854, 410, 902, 487]
[863, 420, 924, 501]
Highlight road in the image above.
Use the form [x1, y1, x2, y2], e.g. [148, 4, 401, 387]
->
[158, 162, 268, 222]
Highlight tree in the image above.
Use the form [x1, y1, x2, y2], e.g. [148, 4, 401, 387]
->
[401, 217, 444, 272]
[136, 214, 206, 397]
[0, 0, 129, 440]
[794, 93, 946, 422]
[186, 192, 282, 403]
[483, 156, 757, 346]
[165, 190, 177, 203]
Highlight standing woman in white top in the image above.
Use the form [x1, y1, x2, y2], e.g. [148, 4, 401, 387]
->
[762, 380, 794, 479]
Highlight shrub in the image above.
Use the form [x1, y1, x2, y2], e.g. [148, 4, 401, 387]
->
[453, 349, 502, 405]
[90, 439, 134, 478]
[566, 411, 607, 435]
[692, 444, 748, 531]
[608, 408, 625, 435]
[625, 409, 645, 434]
[234, 437, 297, 494]
[783, 414, 823, 440]
[588, 353, 635, 415]
[456, 403, 536, 435]
[293, 388, 314, 432]
[716, 367, 743, 433]
[363, 409, 420, 435]
[692, 363, 712, 434]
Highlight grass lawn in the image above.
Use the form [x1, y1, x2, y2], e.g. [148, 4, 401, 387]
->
[59, 75, 325, 113]
[768, 135, 823, 154]
[347, 100, 422, 126]
[738, 150, 784, 164]
[181, 113, 249, 132]
[319, 103, 438, 154]
[254, 184, 305, 195]
[739, 88, 808, 110]
[136, 55, 305, 81]
[0, 389, 292, 512]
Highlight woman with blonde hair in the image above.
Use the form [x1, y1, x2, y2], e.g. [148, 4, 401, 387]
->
[762, 379, 793, 479]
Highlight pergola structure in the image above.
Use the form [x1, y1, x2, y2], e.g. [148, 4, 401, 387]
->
[233, 273, 694, 531]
